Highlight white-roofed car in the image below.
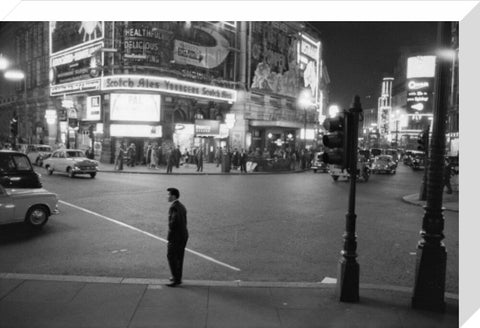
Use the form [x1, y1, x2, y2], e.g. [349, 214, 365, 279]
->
[43, 149, 98, 178]
[25, 144, 52, 167]
[0, 184, 59, 229]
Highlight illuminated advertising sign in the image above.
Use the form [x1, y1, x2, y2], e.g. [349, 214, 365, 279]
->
[50, 78, 101, 96]
[406, 78, 434, 113]
[123, 25, 164, 66]
[407, 56, 436, 78]
[110, 93, 161, 122]
[195, 120, 220, 136]
[110, 124, 162, 138]
[102, 75, 236, 102]
[50, 42, 103, 85]
[50, 21, 105, 55]
[174, 25, 230, 69]
[85, 96, 101, 121]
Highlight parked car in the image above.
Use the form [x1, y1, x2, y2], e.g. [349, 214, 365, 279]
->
[371, 155, 397, 174]
[0, 183, 58, 228]
[25, 144, 53, 166]
[0, 150, 42, 188]
[311, 152, 328, 173]
[43, 149, 98, 178]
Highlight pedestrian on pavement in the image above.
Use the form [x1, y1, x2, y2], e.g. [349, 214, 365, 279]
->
[240, 148, 248, 173]
[196, 148, 203, 172]
[127, 143, 136, 167]
[150, 144, 159, 169]
[166, 148, 174, 174]
[444, 158, 453, 194]
[114, 142, 126, 171]
[146, 143, 152, 167]
[165, 187, 188, 287]
[215, 147, 222, 167]
[174, 146, 181, 168]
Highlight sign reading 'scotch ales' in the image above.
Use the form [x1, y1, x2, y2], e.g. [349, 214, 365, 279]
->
[101, 75, 237, 102]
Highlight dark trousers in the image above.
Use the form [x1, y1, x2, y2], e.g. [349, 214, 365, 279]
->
[166, 163, 173, 173]
[167, 241, 187, 282]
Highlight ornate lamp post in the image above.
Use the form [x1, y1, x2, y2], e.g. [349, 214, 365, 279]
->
[411, 21, 452, 313]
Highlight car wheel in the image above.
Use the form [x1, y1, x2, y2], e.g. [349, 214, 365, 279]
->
[46, 166, 53, 175]
[332, 175, 339, 181]
[25, 205, 49, 228]
[67, 167, 75, 178]
[90, 172, 96, 178]
[313, 169, 317, 173]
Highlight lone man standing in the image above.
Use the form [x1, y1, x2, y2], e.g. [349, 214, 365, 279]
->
[166, 187, 189, 287]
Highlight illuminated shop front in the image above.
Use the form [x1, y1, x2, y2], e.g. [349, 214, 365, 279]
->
[48, 21, 239, 163]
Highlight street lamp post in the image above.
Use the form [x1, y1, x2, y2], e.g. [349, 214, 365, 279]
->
[4, 69, 26, 147]
[411, 21, 451, 313]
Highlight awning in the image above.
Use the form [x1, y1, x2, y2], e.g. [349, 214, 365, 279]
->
[249, 120, 304, 129]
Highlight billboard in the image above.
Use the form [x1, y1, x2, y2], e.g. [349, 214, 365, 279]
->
[195, 119, 220, 136]
[110, 93, 161, 122]
[406, 78, 434, 114]
[50, 21, 105, 55]
[406, 56, 436, 114]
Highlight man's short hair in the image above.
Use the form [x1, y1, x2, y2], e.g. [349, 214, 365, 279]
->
[167, 187, 180, 199]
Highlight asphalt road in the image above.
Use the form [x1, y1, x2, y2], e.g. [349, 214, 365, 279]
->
[0, 163, 459, 293]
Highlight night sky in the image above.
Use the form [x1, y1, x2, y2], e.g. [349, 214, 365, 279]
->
[308, 22, 439, 110]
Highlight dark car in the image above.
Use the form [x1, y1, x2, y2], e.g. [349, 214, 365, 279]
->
[0, 150, 42, 188]
[371, 155, 397, 174]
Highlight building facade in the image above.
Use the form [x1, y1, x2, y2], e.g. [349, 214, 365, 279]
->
[0, 21, 328, 163]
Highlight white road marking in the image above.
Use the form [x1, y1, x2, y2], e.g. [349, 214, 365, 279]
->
[321, 277, 337, 284]
[59, 200, 241, 272]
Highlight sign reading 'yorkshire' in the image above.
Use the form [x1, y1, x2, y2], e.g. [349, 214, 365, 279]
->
[101, 75, 236, 102]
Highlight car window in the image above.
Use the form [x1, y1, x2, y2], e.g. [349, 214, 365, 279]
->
[13, 155, 33, 171]
[0, 156, 16, 172]
[38, 146, 51, 152]
[66, 151, 84, 158]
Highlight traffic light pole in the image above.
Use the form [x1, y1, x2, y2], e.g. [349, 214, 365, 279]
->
[337, 95, 362, 302]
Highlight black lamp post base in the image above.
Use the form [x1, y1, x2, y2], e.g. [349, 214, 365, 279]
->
[412, 242, 447, 313]
[337, 257, 360, 302]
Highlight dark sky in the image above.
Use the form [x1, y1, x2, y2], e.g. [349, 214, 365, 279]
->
[308, 22, 439, 110]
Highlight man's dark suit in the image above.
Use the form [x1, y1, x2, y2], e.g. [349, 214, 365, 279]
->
[167, 200, 189, 283]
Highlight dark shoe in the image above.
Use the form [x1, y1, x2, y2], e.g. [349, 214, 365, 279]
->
[169, 277, 175, 282]
[166, 281, 182, 287]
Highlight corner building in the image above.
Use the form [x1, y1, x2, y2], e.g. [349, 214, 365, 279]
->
[1, 22, 327, 164]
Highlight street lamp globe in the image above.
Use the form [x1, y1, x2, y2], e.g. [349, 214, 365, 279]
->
[328, 105, 339, 117]
[0, 55, 9, 70]
[4, 69, 25, 81]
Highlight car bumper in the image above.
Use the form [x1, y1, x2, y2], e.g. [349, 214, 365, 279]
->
[72, 167, 97, 174]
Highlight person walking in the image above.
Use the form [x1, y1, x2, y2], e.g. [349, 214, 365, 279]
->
[166, 148, 174, 174]
[174, 146, 181, 168]
[240, 148, 248, 173]
[150, 144, 159, 169]
[215, 146, 222, 167]
[127, 143, 136, 167]
[165, 187, 188, 287]
[114, 142, 125, 171]
[196, 148, 203, 172]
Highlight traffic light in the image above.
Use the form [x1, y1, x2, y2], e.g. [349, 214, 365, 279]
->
[321, 111, 351, 168]
[10, 113, 18, 137]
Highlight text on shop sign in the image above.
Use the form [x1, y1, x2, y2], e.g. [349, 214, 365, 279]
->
[102, 75, 236, 102]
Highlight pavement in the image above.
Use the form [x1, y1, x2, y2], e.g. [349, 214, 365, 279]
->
[0, 273, 459, 328]
[97, 161, 304, 175]
[2, 163, 457, 327]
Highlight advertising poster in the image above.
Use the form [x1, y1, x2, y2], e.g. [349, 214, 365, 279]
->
[110, 93, 161, 122]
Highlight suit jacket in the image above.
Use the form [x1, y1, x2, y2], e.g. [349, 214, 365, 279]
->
[168, 200, 188, 244]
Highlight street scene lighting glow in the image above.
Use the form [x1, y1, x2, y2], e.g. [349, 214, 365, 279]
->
[4, 69, 25, 80]
[328, 105, 339, 117]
